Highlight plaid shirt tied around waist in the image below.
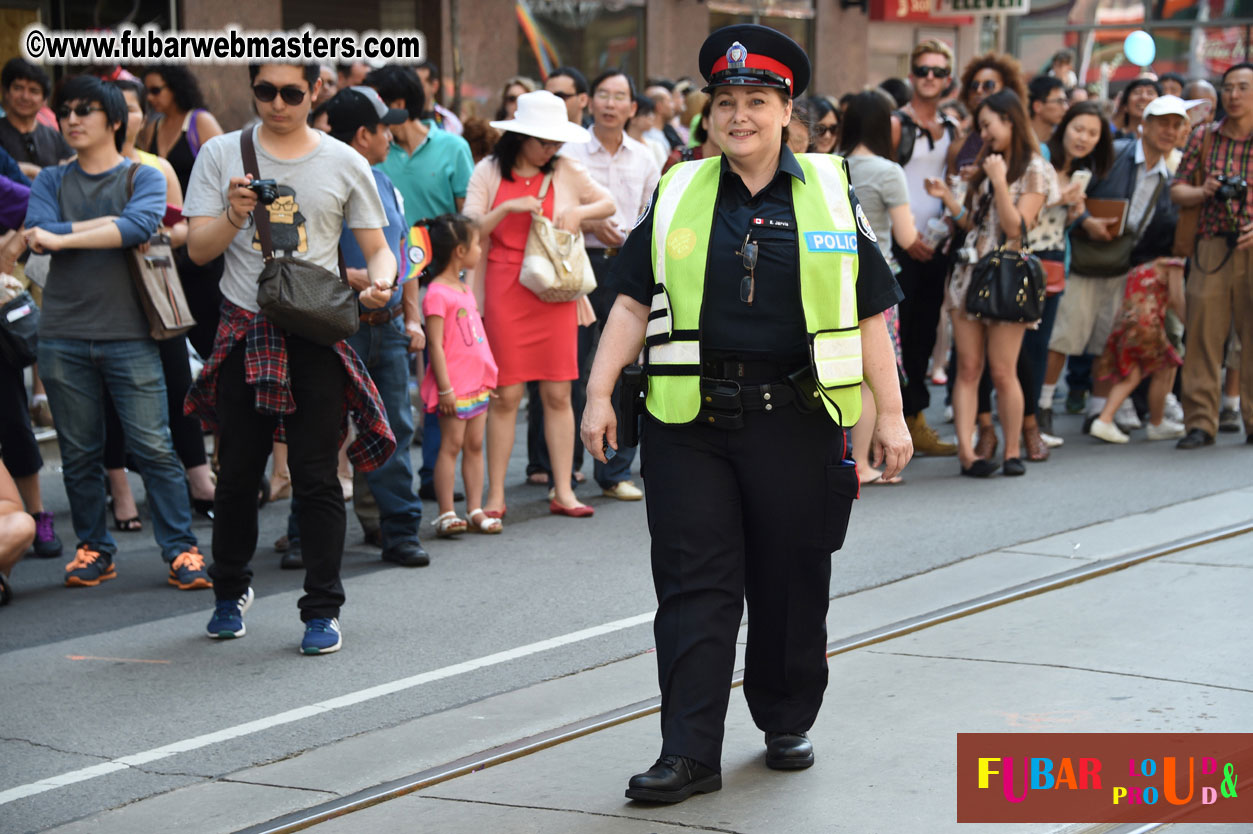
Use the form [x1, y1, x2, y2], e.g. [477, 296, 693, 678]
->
[185, 299, 396, 472]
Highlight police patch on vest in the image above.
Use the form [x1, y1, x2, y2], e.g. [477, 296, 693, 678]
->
[804, 231, 858, 253]
[855, 203, 877, 243]
[666, 228, 697, 259]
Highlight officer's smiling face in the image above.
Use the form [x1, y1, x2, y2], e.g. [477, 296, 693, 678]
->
[710, 86, 792, 164]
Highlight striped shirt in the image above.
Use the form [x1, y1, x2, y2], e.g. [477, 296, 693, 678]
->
[1174, 118, 1253, 240]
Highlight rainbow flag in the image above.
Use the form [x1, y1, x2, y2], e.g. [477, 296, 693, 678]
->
[516, 1, 560, 79]
[403, 224, 433, 285]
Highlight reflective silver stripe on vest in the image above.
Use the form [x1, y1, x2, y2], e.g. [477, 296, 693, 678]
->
[652, 160, 708, 289]
[807, 158, 859, 330]
[814, 334, 863, 384]
[648, 341, 700, 365]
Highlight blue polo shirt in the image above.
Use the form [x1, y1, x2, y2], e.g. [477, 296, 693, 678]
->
[341, 167, 407, 312]
[376, 121, 474, 226]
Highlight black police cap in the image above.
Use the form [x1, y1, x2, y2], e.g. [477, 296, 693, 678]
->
[698, 24, 811, 99]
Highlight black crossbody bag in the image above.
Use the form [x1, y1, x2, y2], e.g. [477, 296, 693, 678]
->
[240, 129, 357, 345]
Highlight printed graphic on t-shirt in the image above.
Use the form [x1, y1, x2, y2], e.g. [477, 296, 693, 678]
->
[456, 306, 484, 346]
[251, 185, 308, 255]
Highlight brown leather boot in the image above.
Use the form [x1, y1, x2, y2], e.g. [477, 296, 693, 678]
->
[906, 413, 957, 456]
[1023, 423, 1050, 461]
[974, 423, 998, 460]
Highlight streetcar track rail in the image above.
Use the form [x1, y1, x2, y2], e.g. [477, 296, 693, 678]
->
[241, 521, 1253, 834]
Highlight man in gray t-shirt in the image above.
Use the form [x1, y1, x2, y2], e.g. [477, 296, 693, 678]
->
[184, 62, 396, 657]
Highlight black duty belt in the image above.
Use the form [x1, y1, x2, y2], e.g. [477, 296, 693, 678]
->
[696, 367, 821, 430]
[701, 357, 798, 380]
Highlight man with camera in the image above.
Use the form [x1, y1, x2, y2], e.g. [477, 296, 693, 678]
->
[1171, 62, 1253, 448]
[184, 62, 397, 655]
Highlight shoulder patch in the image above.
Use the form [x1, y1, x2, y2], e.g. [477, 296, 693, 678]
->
[855, 203, 877, 243]
[633, 193, 653, 230]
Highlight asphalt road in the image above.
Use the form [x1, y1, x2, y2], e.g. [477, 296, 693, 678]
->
[2, 398, 1250, 833]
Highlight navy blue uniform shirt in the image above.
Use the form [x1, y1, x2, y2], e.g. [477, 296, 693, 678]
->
[607, 147, 902, 363]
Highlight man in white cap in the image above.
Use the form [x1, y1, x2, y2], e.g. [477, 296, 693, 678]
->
[1052, 95, 1188, 441]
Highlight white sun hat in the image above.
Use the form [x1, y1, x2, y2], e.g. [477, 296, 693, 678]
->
[489, 90, 591, 144]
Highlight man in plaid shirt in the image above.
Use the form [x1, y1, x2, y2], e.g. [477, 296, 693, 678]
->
[1171, 62, 1253, 449]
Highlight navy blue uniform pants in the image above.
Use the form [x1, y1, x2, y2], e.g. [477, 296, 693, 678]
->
[640, 401, 858, 771]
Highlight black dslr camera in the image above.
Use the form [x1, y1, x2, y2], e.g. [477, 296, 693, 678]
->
[1214, 174, 1249, 203]
[246, 178, 280, 205]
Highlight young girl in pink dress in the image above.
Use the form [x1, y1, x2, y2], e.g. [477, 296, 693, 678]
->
[419, 215, 501, 535]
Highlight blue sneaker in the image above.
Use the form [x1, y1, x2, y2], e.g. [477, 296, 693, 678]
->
[300, 617, 342, 655]
[206, 587, 254, 639]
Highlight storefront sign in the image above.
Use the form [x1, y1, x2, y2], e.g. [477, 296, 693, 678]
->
[932, 0, 1029, 16]
[869, 0, 972, 23]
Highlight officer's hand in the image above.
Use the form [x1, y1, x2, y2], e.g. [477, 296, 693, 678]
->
[872, 411, 913, 482]
[580, 394, 617, 464]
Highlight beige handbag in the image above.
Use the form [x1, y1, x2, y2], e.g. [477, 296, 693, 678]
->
[518, 173, 596, 303]
[124, 166, 196, 341]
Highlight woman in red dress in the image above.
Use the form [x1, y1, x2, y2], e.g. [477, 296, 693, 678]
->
[465, 91, 614, 518]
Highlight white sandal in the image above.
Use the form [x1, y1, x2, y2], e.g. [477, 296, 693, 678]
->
[434, 511, 468, 537]
[467, 508, 503, 534]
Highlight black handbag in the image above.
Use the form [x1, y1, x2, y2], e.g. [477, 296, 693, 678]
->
[240, 129, 357, 346]
[965, 217, 1046, 323]
[0, 290, 40, 367]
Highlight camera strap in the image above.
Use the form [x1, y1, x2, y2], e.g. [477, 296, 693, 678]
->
[239, 127, 347, 280]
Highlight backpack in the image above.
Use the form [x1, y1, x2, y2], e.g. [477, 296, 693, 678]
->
[895, 108, 957, 166]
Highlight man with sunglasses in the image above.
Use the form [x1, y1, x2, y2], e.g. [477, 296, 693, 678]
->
[22, 74, 207, 590]
[0, 58, 73, 182]
[891, 39, 960, 457]
[184, 62, 397, 655]
[544, 67, 590, 127]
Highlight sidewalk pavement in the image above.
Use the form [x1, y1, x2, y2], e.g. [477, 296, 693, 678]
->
[46, 486, 1253, 834]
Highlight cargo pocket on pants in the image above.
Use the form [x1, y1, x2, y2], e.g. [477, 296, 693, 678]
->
[821, 460, 860, 553]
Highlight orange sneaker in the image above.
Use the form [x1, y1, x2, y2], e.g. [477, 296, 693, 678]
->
[64, 547, 117, 587]
[168, 547, 212, 590]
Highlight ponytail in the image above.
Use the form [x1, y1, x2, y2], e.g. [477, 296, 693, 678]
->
[411, 213, 476, 284]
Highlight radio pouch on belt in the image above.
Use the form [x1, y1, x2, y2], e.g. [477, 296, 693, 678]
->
[697, 379, 744, 430]
[618, 364, 646, 448]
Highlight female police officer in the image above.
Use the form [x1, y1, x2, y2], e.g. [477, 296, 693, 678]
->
[581, 24, 913, 803]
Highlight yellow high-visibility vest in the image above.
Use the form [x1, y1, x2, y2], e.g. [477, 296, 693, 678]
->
[645, 153, 863, 426]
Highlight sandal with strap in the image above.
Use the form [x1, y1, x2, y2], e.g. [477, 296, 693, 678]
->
[467, 508, 503, 534]
[433, 511, 468, 538]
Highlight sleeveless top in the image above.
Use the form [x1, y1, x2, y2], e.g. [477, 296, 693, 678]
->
[147, 110, 199, 195]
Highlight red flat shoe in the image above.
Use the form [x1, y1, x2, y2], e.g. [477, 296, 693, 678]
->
[549, 500, 594, 518]
[484, 505, 506, 520]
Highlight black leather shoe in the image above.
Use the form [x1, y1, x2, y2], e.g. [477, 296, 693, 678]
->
[280, 540, 303, 570]
[1176, 428, 1214, 450]
[1002, 457, 1026, 477]
[625, 755, 721, 803]
[418, 483, 464, 502]
[765, 732, 815, 770]
[382, 541, 430, 568]
[959, 459, 997, 478]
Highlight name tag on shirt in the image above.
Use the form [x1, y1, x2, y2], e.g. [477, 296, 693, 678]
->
[804, 231, 857, 254]
[752, 217, 794, 229]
